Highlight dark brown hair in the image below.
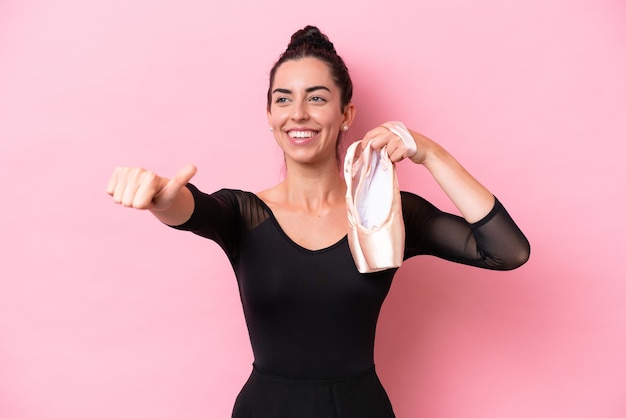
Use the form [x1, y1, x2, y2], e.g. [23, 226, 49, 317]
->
[267, 26, 353, 113]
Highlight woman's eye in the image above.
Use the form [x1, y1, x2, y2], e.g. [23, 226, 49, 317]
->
[310, 96, 327, 103]
[275, 97, 289, 104]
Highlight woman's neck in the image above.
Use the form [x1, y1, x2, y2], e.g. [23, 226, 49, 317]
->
[280, 163, 346, 213]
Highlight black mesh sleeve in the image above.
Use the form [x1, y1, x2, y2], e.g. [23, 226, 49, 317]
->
[401, 192, 530, 270]
[170, 184, 241, 258]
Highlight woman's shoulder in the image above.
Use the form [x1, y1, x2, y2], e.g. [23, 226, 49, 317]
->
[188, 185, 257, 203]
[253, 183, 286, 213]
[400, 190, 431, 206]
[211, 188, 267, 210]
[255, 183, 282, 202]
[399, 190, 442, 220]
[208, 188, 271, 231]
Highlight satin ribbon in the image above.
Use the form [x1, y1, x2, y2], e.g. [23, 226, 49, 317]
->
[382, 121, 417, 158]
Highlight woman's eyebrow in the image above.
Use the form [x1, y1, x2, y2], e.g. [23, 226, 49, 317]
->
[306, 85, 331, 93]
[272, 85, 331, 95]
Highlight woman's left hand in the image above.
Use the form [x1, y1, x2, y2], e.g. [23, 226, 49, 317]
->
[361, 122, 431, 165]
[363, 121, 497, 223]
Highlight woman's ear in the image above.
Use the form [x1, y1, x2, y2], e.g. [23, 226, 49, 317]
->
[342, 103, 356, 130]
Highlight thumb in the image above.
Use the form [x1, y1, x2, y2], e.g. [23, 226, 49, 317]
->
[154, 164, 197, 206]
[170, 164, 197, 187]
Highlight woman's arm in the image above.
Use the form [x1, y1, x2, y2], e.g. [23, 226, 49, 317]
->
[402, 192, 530, 270]
[409, 130, 495, 223]
[106, 164, 197, 226]
[363, 125, 494, 223]
[364, 123, 529, 269]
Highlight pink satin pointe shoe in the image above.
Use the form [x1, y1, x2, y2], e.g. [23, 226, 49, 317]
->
[344, 140, 405, 273]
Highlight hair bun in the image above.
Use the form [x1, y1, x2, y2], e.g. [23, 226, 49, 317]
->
[286, 25, 336, 54]
[267, 25, 352, 114]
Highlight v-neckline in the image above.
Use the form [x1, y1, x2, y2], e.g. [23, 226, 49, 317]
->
[252, 193, 348, 253]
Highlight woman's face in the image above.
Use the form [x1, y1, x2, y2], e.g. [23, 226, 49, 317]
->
[268, 57, 354, 167]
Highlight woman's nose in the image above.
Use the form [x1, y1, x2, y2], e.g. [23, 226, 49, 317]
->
[290, 101, 309, 120]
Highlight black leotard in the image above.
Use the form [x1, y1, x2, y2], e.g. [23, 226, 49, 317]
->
[172, 185, 530, 381]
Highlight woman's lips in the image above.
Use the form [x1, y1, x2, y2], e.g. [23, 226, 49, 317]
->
[286, 130, 320, 145]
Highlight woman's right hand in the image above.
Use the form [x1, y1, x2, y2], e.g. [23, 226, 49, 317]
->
[106, 164, 197, 212]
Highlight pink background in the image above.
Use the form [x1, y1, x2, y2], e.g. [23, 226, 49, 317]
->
[1, 0, 625, 417]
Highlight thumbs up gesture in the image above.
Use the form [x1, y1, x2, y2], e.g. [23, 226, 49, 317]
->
[106, 165, 197, 211]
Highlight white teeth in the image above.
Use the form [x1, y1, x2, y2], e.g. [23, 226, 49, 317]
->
[288, 131, 317, 138]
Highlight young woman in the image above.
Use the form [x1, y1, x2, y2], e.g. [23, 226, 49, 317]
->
[107, 25, 530, 418]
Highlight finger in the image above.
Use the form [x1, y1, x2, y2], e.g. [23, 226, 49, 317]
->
[111, 168, 131, 204]
[382, 121, 417, 158]
[155, 164, 197, 204]
[121, 178, 141, 207]
[388, 146, 407, 163]
[106, 168, 120, 196]
[170, 164, 197, 188]
[132, 175, 162, 209]
[361, 127, 387, 147]
[109, 167, 132, 204]
[385, 139, 400, 156]
[391, 135, 418, 161]
[369, 133, 394, 152]
[117, 168, 156, 207]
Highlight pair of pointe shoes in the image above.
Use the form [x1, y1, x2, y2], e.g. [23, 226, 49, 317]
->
[344, 139, 405, 274]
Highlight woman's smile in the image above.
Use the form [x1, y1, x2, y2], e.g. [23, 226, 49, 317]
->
[286, 128, 320, 145]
